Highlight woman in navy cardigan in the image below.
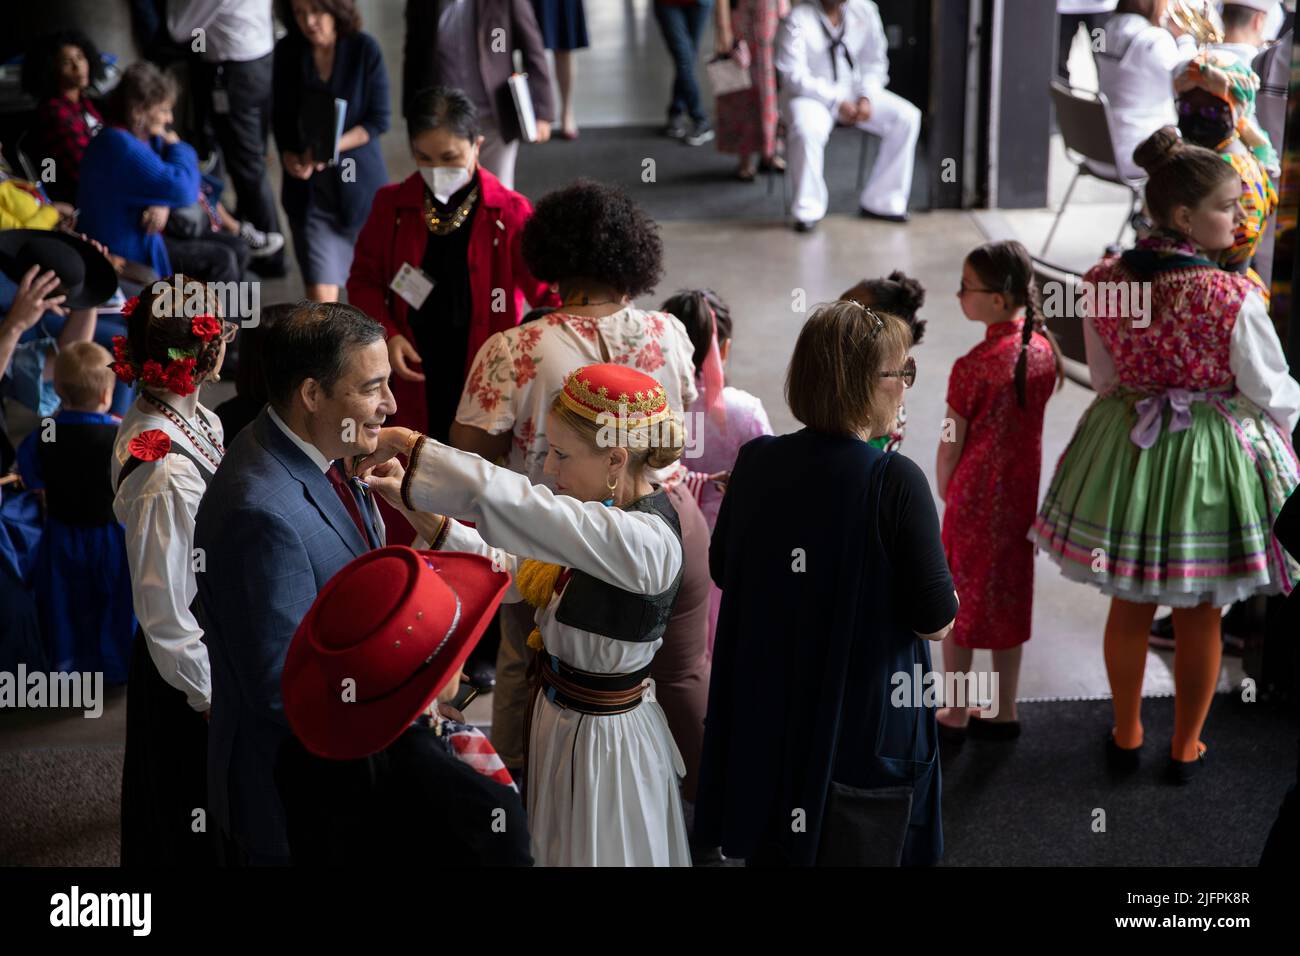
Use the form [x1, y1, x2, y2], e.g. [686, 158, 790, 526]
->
[76, 63, 200, 279]
[273, 0, 391, 302]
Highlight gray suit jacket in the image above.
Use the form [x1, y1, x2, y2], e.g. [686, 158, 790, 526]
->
[402, 0, 556, 140]
[195, 408, 384, 862]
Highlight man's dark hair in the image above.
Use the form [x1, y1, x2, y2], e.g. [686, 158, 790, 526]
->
[406, 85, 480, 142]
[262, 302, 385, 409]
[1222, 4, 1263, 32]
[521, 179, 664, 298]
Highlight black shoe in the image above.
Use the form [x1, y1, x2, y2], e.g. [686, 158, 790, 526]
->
[968, 717, 1021, 740]
[1105, 730, 1141, 773]
[1165, 747, 1207, 785]
[793, 219, 817, 233]
[937, 720, 968, 744]
[664, 115, 688, 140]
[859, 207, 909, 223]
[465, 660, 496, 693]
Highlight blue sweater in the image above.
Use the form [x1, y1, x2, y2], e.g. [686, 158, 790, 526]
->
[77, 127, 200, 277]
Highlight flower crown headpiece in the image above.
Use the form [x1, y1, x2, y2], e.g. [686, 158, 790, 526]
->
[110, 295, 222, 397]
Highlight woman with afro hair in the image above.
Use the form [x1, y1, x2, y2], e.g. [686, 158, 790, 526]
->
[21, 29, 107, 204]
[447, 178, 699, 782]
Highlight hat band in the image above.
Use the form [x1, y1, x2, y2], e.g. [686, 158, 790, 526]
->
[558, 387, 674, 431]
[353, 587, 463, 706]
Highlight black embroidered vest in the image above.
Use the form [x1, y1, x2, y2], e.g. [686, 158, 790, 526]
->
[552, 489, 684, 643]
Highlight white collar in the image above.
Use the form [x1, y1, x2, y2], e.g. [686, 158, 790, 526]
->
[267, 405, 332, 473]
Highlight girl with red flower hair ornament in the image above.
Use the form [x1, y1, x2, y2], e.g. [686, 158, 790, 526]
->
[110, 274, 235, 865]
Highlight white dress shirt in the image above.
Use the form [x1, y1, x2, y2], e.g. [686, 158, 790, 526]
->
[167, 0, 275, 63]
[1094, 13, 1198, 181]
[775, 0, 890, 111]
[112, 394, 224, 712]
[267, 404, 331, 472]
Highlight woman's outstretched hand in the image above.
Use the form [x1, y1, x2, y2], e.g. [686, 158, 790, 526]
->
[351, 426, 418, 478]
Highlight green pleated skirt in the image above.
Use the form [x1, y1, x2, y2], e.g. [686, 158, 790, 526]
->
[1030, 389, 1300, 607]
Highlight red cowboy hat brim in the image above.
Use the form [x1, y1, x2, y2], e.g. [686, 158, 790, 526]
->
[282, 550, 511, 761]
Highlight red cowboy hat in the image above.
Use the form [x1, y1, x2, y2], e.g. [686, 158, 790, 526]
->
[282, 546, 511, 760]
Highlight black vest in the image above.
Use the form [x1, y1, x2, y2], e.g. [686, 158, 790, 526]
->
[36, 421, 119, 525]
[552, 490, 684, 644]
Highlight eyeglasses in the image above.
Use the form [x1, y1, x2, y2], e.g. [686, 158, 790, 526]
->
[219, 320, 239, 343]
[880, 355, 916, 389]
[957, 283, 998, 297]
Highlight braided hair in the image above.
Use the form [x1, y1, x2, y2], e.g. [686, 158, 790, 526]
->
[965, 240, 1065, 407]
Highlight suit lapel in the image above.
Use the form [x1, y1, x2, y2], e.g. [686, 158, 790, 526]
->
[254, 410, 369, 558]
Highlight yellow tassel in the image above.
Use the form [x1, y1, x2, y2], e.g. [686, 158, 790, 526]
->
[516, 558, 564, 610]
[526, 627, 544, 651]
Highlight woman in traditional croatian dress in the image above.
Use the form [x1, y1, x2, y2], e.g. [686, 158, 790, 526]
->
[111, 276, 235, 864]
[361, 363, 692, 866]
[1030, 128, 1300, 783]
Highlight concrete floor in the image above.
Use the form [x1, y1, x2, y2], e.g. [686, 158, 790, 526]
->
[1, 6, 1245, 769]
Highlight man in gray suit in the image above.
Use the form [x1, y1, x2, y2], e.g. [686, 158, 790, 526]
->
[195, 302, 396, 864]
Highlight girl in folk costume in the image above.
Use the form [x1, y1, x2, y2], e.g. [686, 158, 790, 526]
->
[1031, 128, 1300, 782]
[935, 241, 1064, 740]
[111, 275, 237, 864]
[841, 270, 928, 451]
[360, 364, 692, 866]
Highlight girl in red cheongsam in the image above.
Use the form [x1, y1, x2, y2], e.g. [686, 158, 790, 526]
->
[935, 240, 1063, 740]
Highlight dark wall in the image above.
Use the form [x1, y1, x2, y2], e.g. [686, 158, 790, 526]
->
[992, 0, 1055, 208]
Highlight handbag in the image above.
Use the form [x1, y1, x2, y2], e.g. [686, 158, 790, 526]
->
[707, 39, 753, 97]
[815, 781, 914, 866]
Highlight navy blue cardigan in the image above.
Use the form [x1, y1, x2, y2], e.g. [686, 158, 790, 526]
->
[271, 30, 391, 230]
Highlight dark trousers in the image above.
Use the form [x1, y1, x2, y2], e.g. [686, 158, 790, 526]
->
[164, 231, 250, 286]
[1057, 13, 1107, 82]
[192, 54, 282, 265]
[653, 0, 713, 123]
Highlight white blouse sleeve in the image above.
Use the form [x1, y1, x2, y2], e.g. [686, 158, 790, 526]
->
[1230, 290, 1300, 434]
[407, 440, 683, 595]
[1083, 313, 1119, 395]
[113, 456, 212, 711]
[1143, 27, 1197, 77]
[413, 519, 524, 605]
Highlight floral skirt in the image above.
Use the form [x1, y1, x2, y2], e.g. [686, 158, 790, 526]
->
[1030, 388, 1300, 607]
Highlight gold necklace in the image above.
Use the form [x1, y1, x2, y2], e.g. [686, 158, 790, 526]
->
[422, 186, 479, 236]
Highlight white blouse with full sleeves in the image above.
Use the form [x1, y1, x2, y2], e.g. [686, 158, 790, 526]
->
[111, 396, 222, 712]
[407, 439, 691, 867]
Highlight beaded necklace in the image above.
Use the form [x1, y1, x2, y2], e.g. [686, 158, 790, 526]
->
[422, 186, 479, 235]
[141, 391, 225, 469]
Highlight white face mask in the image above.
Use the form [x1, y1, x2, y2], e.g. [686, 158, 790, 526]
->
[421, 164, 472, 204]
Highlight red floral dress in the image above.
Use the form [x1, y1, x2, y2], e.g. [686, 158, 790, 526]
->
[941, 319, 1056, 650]
[716, 0, 788, 158]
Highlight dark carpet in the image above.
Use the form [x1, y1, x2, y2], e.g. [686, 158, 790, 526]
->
[0, 747, 121, 866]
[514, 124, 930, 220]
[939, 694, 1298, 866]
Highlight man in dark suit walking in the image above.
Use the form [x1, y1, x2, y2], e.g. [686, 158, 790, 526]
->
[195, 302, 396, 864]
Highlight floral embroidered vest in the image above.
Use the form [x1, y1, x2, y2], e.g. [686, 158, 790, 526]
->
[1084, 234, 1255, 391]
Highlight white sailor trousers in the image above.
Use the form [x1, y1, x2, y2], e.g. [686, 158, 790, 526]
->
[785, 87, 921, 223]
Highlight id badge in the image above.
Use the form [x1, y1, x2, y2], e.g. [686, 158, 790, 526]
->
[212, 88, 230, 115]
[389, 262, 435, 310]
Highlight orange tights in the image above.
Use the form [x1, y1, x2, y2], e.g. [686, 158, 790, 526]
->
[1103, 598, 1221, 762]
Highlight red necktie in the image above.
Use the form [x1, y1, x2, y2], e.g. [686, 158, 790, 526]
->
[326, 464, 369, 544]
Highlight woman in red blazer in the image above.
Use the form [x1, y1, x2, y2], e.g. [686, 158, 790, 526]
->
[347, 85, 558, 445]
